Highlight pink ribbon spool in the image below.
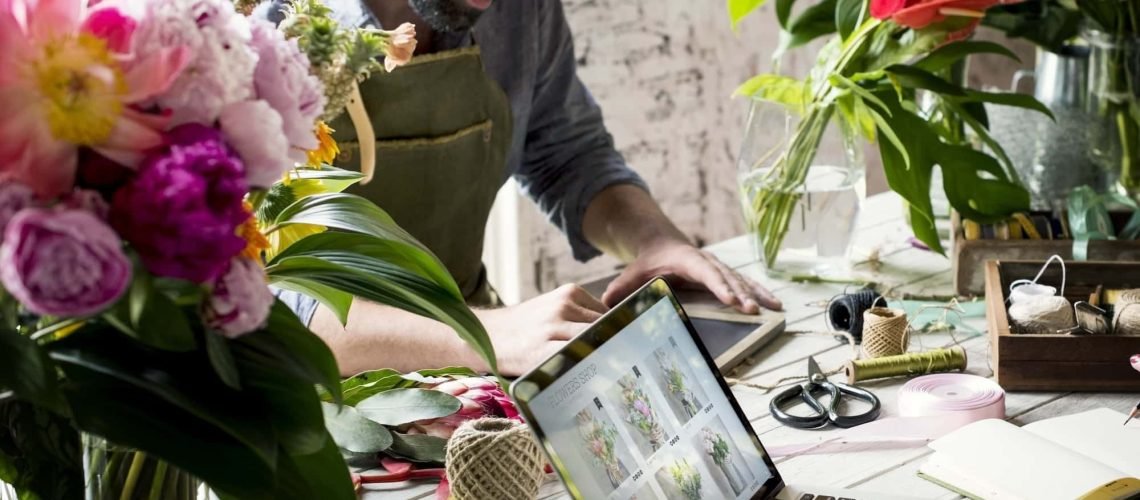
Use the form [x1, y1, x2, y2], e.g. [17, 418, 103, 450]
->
[899, 374, 1006, 425]
[1131, 354, 1140, 374]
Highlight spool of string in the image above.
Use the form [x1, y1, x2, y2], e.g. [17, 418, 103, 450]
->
[1113, 289, 1140, 336]
[845, 346, 968, 384]
[446, 419, 546, 500]
[860, 307, 909, 358]
[827, 288, 883, 342]
[1006, 254, 1076, 334]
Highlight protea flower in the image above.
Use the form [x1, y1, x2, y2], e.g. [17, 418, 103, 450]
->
[405, 377, 521, 439]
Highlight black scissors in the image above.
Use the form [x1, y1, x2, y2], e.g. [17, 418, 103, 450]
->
[769, 356, 881, 429]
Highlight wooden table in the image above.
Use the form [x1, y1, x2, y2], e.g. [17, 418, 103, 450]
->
[362, 193, 1139, 499]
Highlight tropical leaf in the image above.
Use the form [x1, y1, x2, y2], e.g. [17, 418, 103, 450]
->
[288, 166, 365, 194]
[0, 326, 60, 409]
[939, 145, 1031, 223]
[272, 436, 355, 500]
[835, 0, 864, 40]
[957, 90, 1055, 120]
[782, 0, 839, 51]
[913, 41, 1020, 73]
[728, 0, 768, 29]
[270, 279, 354, 326]
[734, 74, 807, 113]
[233, 302, 343, 404]
[872, 92, 942, 254]
[205, 332, 242, 390]
[110, 275, 197, 352]
[884, 65, 967, 96]
[355, 389, 461, 426]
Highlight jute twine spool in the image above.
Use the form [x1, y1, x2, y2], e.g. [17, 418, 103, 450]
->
[1113, 289, 1140, 336]
[860, 307, 909, 358]
[1008, 295, 1075, 333]
[445, 419, 545, 500]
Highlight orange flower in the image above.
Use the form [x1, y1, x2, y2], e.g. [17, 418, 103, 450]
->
[306, 121, 339, 166]
[384, 23, 417, 72]
[237, 202, 270, 261]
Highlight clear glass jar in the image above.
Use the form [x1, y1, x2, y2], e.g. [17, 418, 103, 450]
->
[736, 99, 865, 277]
[1086, 28, 1140, 196]
[84, 434, 205, 500]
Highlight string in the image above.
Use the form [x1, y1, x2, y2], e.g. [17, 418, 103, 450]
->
[1008, 254, 1067, 301]
[845, 347, 968, 384]
[826, 288, 883, 342]
[725, 331, 858, 394]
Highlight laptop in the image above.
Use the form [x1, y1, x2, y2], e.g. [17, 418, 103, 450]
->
[510, 278, 917, 500]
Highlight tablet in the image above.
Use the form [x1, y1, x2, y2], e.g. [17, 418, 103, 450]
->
[511, 278, 782, 500]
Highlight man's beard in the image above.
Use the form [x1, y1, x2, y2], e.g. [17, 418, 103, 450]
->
[407, 0, 483, 32]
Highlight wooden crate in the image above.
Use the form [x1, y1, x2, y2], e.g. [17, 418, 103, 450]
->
[953, 213, 1140, 296]
[986, 260, 1140, 391]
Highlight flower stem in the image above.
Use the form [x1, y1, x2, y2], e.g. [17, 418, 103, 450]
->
[119, 452, 148, 500]
[147, 460, 168, 500]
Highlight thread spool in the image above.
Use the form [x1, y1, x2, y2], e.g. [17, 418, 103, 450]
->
[1112, 290, 1140, 336]
[445, 419, 545, 500]
[845, 347, 967, 383]
[1131, 354, 1140, 373]
[827, 288, 882, 342]
[860, 307, 909, 358]
[1008, 296, 1075, 333]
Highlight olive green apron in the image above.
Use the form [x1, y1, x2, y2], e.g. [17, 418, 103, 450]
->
[329, 45, 512, 307]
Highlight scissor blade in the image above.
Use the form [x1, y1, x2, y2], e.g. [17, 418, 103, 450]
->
[807, 356, 823, 378]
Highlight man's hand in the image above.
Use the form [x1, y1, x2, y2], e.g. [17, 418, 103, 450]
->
[601, 239, 782, 314]
[475, 284, 608, 376]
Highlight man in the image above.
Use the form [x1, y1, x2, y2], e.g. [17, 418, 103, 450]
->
[271, 0, 782, 376]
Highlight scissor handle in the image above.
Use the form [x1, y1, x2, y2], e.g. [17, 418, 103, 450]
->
[827, 382, 881, 428]
[769, 384, 830, 429]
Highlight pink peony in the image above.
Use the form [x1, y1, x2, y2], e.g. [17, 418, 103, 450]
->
[60, 189, 110, 219]
[0, 182, 36, 234]
[219, 100, 292, 187]
[110, 124, 249, 283]
[249, 19, 324, 158]
[204, 257, 273, 337]
[133, 0, 257, 126]
[0, 208, 130, 316]
[407, 377, 522, 439]
[0, 0, 189, 198]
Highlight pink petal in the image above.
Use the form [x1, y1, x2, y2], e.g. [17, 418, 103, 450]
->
[121, 106, 170, 130]
[0, 11, 28, 81]
[80, 6, 135, 53]
[90, 146, 142, 169]
[27, 0, 81, 39]
[122, 46, 190, 103]
[101, 113, 163, 150]
[380, 458, 413, 475]
[435, 478, 451, 500]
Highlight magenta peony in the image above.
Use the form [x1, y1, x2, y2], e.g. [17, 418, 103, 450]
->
[204, 257, 274, 338]
[0, 208, 131, 317]
[0, 182, 36, 234]
[407, 377, 522, 439]
[219, 100, 292, 187]
[110, 124, 249, 283]
[249, 19, 324, 158]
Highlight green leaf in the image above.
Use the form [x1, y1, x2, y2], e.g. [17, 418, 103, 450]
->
[0, 400, 82, 500]
[872, 92, 943, 254]
[830, 74, 890, 115]
[884, 65, 967, 96]
[115, 276, 197, 352]
[289, 166, 365, 194]
[273, 436, 355, 500]
[835, 0, 864, 40]
[270, 280, 354, 326]
[957, 90, 1055, 120]
[266, 255, 497, 376]
[236, 349, 329, 456]
[783, 0, 839, 51]
[270, 193, 461, 299]
[983, 4, 1082, 52]
[939, 145, 1030, 222]
[733, 74, 807, 114]
[728, 0, 767, 30]
[321, 403, 393, 453]
[340, 369, 409, 406]
[356, 389, 461, 426]
[944, 100, 1016, 180]
[867, 106, 910, 169]
[205, 333, 242, 390]
[776, 0, 795, 27]
[404, 367, 480, 383]
[0, 327, 59, 409]
[387, 433, 447, 464]
[913, 41, 1020, 73]
[234, 302, 343, 404]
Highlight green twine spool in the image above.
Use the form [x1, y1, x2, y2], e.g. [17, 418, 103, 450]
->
[845, 347, 968, 384]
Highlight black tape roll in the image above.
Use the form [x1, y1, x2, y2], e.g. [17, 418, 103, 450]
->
[827, 288, 883, 342]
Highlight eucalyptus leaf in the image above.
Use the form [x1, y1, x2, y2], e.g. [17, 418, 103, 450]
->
[205, 333, 242, 390]
[356, 389, 461, 426]
[321, 403, 393, 454]
[913, 41, 1020, 73]
[387, 433, 448, 464]
[728, 0, 767, 29]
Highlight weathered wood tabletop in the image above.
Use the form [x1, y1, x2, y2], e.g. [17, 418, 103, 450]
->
[361, 193, 1140, 499]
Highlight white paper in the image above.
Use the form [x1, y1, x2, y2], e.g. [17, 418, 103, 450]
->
[924, 418, 1130, 500]
[1024, 408, 1140, 478]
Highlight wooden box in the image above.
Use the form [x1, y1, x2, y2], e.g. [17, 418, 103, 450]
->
[953, 213, 1140, 296]
[986, 260, 1140, 391]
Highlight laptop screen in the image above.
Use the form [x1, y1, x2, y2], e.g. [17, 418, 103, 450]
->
[512, 280, 781, 500]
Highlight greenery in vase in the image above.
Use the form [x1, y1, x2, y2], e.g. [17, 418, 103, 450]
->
[575, 410, 625, 482]
[984, 0, 1140, 194]
[729, 0, 1051, 262]
[656, 350, 700, 417]
[701, 428, 732, 467]
[617, 375, 667, 450]
[668, 459, 703, 500]
[0, 0, 492, 498]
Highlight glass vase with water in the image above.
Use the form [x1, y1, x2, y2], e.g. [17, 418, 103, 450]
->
[737, 100, 865, 277]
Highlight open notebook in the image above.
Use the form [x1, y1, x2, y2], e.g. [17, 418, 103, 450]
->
[919, 408, 1140, 500]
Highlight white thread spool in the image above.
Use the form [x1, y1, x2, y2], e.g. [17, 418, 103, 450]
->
[1007, 255, 1075, 334]
[1113, 290, 1140, 336]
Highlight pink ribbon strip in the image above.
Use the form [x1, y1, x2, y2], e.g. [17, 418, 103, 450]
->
[766, 374, 1006, 459]
[1131, 354, 1140, 373]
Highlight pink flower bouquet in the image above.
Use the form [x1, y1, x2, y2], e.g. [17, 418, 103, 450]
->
[0, 0, 496, 498]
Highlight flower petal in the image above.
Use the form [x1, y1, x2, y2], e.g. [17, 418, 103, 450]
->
[122, 46, 191, 103]
[27, 0, 82, 39]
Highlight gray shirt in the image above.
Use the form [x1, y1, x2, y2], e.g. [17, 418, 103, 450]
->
[270, 0, 648, 323]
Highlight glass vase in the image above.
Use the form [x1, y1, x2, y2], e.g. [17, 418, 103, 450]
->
[737, 100, 865, 278]
[1086, 29, 1140, 198]
[83, 434, 205, 500]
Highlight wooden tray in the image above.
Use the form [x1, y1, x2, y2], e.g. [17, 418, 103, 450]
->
[985, 260, 1140, 391]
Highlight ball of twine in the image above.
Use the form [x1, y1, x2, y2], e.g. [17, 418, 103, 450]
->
[1113, 289, 1140, 336]
[445, 418, 546, 500]
[1008, 295, 1075, 334]
[861, 307, 909, 358]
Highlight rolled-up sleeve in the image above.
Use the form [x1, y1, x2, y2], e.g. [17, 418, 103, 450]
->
[272, 286, 319, 326]
[514, 0, 649, 262]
